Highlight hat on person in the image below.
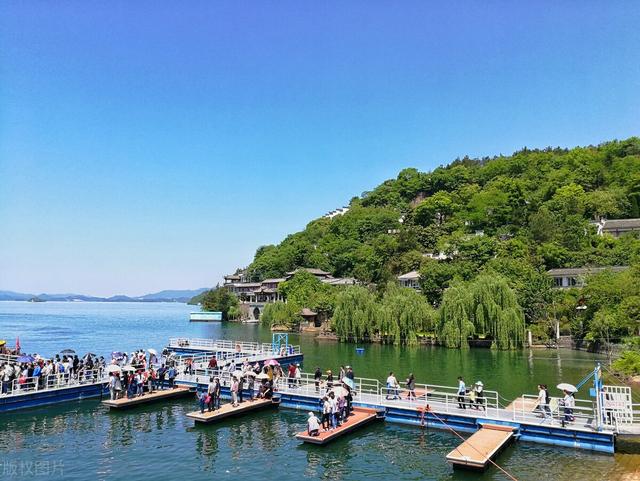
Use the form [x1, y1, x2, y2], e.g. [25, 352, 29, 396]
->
[475, 381, 483, 386]
[308, 411, 314, 417]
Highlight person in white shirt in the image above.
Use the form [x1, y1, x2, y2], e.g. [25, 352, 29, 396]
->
[537, 384, 550, 418]
[307, 411, 321, 436]
[386, 372, 399, 400]
[562, 390, 575, 423]
[457, 377, 467, 409]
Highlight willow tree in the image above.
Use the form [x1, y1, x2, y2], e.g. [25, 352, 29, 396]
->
[332, 286, 379, 342]
[438, 275, 525, 349]
[380, 282, 435, 345]
[261, 301, 301, 329]
[437, 283, 475, 348]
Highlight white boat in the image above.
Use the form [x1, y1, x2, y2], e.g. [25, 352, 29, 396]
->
[189, 311, 222, 322]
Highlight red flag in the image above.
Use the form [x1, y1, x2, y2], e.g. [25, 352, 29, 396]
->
[15, 337, 20, 353]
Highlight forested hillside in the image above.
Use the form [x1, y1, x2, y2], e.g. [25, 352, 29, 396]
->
[246, 138, 640, 349]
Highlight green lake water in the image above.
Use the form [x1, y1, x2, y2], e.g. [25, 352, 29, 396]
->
[1, 301, 638, 480]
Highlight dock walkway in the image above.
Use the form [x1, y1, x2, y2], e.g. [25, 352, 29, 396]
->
[102, 387, 192, 409]
[296, 407, 381, 445]
[446, 423, 515, 470]
[186, 398, 277, 424]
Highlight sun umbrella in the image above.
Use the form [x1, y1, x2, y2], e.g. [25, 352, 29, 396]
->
[244, 370, 257, 377]
[557, 383, 578, 393]
[331, 386, 348, 397]
[111, 351, 124, 359]
[83, 353, 96, 360]
[266, 359, 279, 366]
[232, 370, 244, 378]
[60, 349, 75, 355]
[0, 340, 6, 347]
[147, 348, 158, 356]
[121, 365, 136, 372]
[107, 365, 122, 374]
[256, 372, 270, 380]
[17, 355, 35, 363]
[342, 378, 355, 390]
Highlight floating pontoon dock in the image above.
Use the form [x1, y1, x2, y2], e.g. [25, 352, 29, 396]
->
[102, 386, 193, 409]
[186, 398, 278, 424]
[446, 423, 515, 470]
[296, 407, 382, 445]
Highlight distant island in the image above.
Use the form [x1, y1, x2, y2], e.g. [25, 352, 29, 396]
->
[0, 288, 210, 303]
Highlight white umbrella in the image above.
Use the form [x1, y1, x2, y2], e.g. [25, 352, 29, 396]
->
[256, 372, 269, 380]
[557, 383, 578, 393]
[244, 370, 257, 377]
[232, 370, 244, 379]
[107, 365, 122, 374]
[147, 348, 158, 356]
[121, 365, 136, 372]
[331, 386, 348, 397]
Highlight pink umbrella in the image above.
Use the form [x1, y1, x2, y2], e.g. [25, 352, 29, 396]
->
[265, 359, 280, 366]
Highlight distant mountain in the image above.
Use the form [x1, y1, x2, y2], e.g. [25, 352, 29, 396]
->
[138, 288, 209, 302]
[0, 288, 211, 303]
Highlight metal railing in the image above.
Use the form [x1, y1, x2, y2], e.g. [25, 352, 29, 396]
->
[167, 338, 301, 356]
[512, 394, 605, 430]
[1, 369, 108, 397]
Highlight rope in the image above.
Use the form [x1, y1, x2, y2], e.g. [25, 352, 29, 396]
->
[421, 405, 519, 481]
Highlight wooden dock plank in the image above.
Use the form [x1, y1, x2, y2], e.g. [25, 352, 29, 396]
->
[296, 407, 380, 445]
[446, 424, 515, 469]
[186, 398, 276, 423]
[102, 386, 192, 409]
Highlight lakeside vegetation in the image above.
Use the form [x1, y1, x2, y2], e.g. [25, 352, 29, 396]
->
[196, 138, 640, 358]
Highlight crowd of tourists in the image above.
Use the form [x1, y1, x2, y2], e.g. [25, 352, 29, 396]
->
[107, 349, 178, 401]
[1, 351, 106, 395]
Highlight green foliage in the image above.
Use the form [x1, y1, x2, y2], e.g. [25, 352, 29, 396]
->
[332, 286, 380, 342]
[200, 286, 239, 320]
[261, 301, 301, 328]
[379, 282, 435, 345]
[234, 137, 640, 347]
[278, 271, 336, 315]
[612, 350, 640, 377]
[438, 275, 525, 349]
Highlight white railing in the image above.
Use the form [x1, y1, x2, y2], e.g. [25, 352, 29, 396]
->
[375, 382, 500, 418]
[1, 369, 108, 397]
[167, 338, 301, 356]
[0, 353, 20, 364]
[512, 394, 605, 430]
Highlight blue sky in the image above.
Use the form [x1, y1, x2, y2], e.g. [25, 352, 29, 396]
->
[1, 2, 639, 297]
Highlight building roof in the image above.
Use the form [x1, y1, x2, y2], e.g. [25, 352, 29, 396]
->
[231, 282, 262, 288]
[286, 268, 332, 277]
[547, 266, 629, 277]
[224, 274, 241, 280]
[603, 218, 640, 230]
[322, 277, 357, 285]
[261, 278, 285, 284]
[398, 270, 420, 281]
[300, 308, 317, 317]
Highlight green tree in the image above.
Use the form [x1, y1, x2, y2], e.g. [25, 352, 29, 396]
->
[200, 286, 239, 320]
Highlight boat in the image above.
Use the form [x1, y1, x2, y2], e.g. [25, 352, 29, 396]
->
[189, 311, 222, 322]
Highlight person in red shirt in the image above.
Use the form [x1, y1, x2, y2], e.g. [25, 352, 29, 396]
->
[288, 363, 297, 388]
[208, 356, 218, 370]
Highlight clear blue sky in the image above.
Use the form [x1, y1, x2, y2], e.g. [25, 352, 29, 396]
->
[1, 2, 638, 297]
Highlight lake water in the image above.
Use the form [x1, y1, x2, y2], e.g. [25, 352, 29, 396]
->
[1, 301, 638, 480]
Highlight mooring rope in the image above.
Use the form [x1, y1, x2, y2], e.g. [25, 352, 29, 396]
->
[419, 405, 520, 481]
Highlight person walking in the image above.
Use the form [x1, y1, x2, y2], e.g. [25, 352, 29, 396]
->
[457, 376, 467, 409]
[321, 396, 331, 431]
[562, 390, 575, 424]
[386, 372, 399, 400]
[238, 375, 244, 403]
[537, 384, 551, 418]
[168, 365, 176, 389]
[406, 373, 416, 400]
[247, 373, 255, 401]
[473, 381, 485, 411]
[288, 363, 296, 388]
[231, 376, 239, 407]
[314, 367, 322, 393]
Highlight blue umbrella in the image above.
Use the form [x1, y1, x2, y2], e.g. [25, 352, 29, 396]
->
[111, 351, 124, 359]
[17, 355, 35, 363]
[342, 377, 355, 389]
